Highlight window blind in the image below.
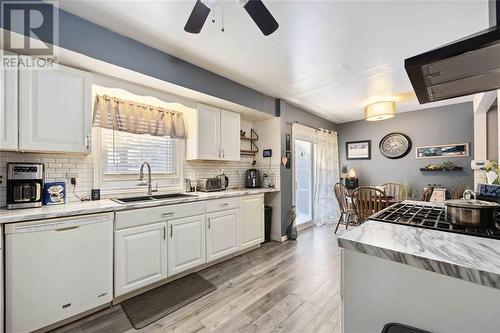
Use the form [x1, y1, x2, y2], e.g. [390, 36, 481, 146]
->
[101, 128, 179, 176]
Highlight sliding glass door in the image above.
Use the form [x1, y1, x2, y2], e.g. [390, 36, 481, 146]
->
[294, 139, 313, 226]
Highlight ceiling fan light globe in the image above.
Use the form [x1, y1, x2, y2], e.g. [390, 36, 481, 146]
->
[237, 0, 250, 7]
[200, 0, 217, 10]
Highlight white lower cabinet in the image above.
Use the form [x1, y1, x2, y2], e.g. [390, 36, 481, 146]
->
[240, 194, 265, 249]
[113, 196, 264, 299]
[114, 222, 167, 297]
[167, 214, 206, 276]
[206, 208, 239, 262]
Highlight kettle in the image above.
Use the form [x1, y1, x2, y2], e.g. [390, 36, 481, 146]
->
[218, 172, 229, 190]
[245, 169, 261, 188]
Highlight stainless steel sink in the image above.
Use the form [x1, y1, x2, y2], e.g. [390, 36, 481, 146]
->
[113, 193, 197, 204]
[153, 193, 197, 200]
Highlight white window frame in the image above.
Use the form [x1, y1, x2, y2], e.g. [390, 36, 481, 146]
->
[93, 127, 184, 194]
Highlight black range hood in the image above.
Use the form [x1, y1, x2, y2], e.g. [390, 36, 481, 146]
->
[405, 1, 500, 104]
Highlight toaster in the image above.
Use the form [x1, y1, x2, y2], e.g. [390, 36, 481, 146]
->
[197, 178, 223, 192]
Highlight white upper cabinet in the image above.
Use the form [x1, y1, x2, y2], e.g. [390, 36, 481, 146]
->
[19, 57, 92, 153]
[186, 103, 240, 161]
[220, 109, 241, 161]
[240, 194, 265, 250]
[197, 103, 221, 160]
[0, 52, 18, 151]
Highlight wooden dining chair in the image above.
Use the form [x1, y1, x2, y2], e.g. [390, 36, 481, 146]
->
[333, 182, 357, 233]
[383, 182, 404, 201]
[420, 186, 434, 202]
[351, 186, 388, 223]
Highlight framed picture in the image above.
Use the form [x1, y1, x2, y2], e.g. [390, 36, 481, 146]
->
[346, 140, 371, 160]
[416, 143, 469, 159]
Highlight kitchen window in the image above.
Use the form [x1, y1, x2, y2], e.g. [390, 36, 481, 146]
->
[95, 128, 183, 191]
[92, 94, 186, 192]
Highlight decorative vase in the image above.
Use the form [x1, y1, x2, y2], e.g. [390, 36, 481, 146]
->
[287, 206, 298, 240]
[485, 171, 498, 185]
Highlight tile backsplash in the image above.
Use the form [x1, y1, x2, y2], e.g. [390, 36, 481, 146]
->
[0, 151, 280, 207]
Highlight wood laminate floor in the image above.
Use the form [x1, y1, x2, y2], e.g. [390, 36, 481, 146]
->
[54, 225, 343, 333]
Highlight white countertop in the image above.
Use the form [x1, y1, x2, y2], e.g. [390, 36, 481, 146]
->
[338, 219, 500, 290]
[0, 188, 278, 224]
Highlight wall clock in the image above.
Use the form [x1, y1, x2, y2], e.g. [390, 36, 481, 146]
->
[379, 133, 412, 159]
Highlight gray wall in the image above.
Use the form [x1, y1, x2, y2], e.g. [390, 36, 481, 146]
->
[337, 102, 474, 195]
[279, 100, 337, 236]
[0, 0, 276, 115]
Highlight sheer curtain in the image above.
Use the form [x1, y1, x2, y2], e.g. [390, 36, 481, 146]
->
[313, 130, 340, 225]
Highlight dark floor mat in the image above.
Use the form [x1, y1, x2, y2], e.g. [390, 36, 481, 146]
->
[121, 273, 216, 329]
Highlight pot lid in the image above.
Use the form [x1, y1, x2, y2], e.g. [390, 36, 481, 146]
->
[445, 198, 500, 209]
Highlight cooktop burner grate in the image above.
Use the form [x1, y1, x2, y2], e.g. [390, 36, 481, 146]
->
[370, 202, 500, 240]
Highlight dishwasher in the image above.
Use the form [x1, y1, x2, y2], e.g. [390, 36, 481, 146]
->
[5, 213, 114, 333]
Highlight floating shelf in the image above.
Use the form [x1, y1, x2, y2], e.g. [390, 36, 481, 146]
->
[240, 150, 258, 156]
[240, 129, 259, 156]
[420, 167, 463, 171]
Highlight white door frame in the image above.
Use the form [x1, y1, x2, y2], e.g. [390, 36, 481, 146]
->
[292, 124, 317, 229]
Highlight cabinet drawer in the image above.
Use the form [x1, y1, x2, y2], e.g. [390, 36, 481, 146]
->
[116, 202, 206, 229]
[206, 197, 239, 213]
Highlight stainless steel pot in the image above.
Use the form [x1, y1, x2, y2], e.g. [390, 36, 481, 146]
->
[445, 190, 499, 228]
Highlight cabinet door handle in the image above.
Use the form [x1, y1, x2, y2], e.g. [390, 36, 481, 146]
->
[222, 150, 225, 158]
[170, 224, 173, 237]
[163, 226, 166, 240]
[85, 134, 90, 150]
[162, 212, 175, 217]
[220, 203, 229, 206]
[208, 218, 211, 229]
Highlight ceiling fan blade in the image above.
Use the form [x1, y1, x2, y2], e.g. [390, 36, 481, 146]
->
[243, 0, 279, 36]
[184, 0, 211, 34]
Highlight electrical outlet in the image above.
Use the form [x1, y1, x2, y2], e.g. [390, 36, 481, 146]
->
[70, 178, 77, 186]
[66, 172, 79, 179]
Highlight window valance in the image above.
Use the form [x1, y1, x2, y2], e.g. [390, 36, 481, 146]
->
[92, 94, 186, 139]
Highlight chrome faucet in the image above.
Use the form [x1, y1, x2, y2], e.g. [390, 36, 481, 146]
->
[138, 162, 157, 196]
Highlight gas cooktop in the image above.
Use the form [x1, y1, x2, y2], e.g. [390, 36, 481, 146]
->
[370, 201, 500, 240]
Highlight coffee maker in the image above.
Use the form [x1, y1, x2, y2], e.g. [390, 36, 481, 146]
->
[245, 169, 261, 188]
[7, 163, 44, 209]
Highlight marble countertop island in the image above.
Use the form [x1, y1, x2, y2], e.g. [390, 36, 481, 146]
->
[338, 220, 500, 290]
[0, 188, 278, 224]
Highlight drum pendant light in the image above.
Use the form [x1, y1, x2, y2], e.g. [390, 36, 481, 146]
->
[365, 101, 396, 121]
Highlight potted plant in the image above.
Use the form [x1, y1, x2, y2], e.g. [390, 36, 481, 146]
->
[402, 177, 416, 200]
[478, 161, 500, 198]
[483, 161, 500, 184]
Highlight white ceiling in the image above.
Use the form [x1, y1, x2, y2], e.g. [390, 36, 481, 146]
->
[58, 0, 489, 123]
